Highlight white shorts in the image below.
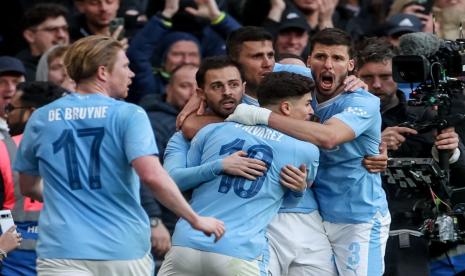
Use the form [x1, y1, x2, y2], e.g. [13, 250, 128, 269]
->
[158, 246, 268, 276]
[323, 212, 391, 276]
[37, 253, 154, 276]
[266, 211, 337, 276]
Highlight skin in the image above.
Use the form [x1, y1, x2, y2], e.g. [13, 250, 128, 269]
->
[0, 226, 21, 253]
[164, 41, 201, 73]
[106, 50, 135, 99]
[237, 40, 275, 97]
[198, 66, 245, 118]
[48, 56, 76, 91]
[276, 29, 309, 56]
[307, 43, 354, 103]
[357, 60, 398, 113]
[5, 90, 34, 136]
[0, 75, 25, 119]
[293, 0, 319, 12]
[75, 0, 120, 35]
[166, 65, 198, 110]
[23, 16, 69, 56]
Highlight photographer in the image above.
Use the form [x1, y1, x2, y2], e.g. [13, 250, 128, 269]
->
[355, 37, 465, 276]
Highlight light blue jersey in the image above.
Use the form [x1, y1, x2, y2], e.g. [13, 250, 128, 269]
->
[312, 89, 388, 223]
[240, 75, 319, 214]
[164, 132, 223, 192]
[14, 93, 157, 260]
[170, 122, 318, 261]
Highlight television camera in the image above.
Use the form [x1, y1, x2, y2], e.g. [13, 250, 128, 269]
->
[388, 33, 465, 242]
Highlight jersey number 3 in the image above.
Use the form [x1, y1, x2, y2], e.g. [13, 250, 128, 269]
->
[53, 127, 105, 190]
[218, 138, 273, 198]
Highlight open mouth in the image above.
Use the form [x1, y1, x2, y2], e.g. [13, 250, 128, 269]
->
[221, 99, 236, 109]
[260, 70, 272, 78]
[320, 73, 334, 90]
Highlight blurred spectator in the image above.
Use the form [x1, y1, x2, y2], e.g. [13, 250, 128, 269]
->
[0, 57, 25, 138]
[126, 0, 239, 103]
[384, 13, 423, 46]
[264, 2, 310, 58]
[36, 45, 76, 91]
[333, 0, 392, 41]
[0, 56, 25, 246]
[433, 0, 465, 39]
[71, 0, 120, 39]
[387, 0, 464, 36]
[291, 0, 336, 31]
[17, 3, 69, 81]
[142, 63, 198, 161]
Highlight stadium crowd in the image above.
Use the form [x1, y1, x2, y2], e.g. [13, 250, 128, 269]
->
[0, 0, 465, 275]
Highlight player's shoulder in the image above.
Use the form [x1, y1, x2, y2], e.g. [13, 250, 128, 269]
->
[192, 122, 230, 142]
[341, 88, 380, 111]
[291, 135, 319, 151]
[345, 88, 380, 103]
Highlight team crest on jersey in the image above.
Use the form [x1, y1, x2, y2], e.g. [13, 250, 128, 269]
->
[344, 106, 368, 116]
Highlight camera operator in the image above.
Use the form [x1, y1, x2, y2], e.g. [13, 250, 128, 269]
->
[355, 36, 465, 276]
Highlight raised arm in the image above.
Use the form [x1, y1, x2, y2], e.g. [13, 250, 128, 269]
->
[126, 2, 175, 102]
[225, 103, 355, 148]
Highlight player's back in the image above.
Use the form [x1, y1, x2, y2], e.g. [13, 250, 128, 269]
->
[172, 122, 318, 261]
[14, 93, 156, 260]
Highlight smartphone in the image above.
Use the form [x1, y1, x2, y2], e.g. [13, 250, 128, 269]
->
[0, 210, 15, 234]
[414, 0, 434, 14]
[109, 17, 125, 40]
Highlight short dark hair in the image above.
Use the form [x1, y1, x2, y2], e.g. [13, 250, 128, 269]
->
[196, 56, 243, 88]
[16, 81, 67, 108]
[22, 3, 68, 30]
[355, 37, 397, 70]
[309, 28, 354, 58]
[257, 71, 315, 106]
[226, 26, 273, 61]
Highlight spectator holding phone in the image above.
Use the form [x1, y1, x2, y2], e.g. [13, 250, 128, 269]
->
[387, 0, 465, 37]
[70, 0, 129, 48]
[0, 225, 21, 263]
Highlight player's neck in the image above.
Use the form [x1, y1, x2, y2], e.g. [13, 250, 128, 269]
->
[75, 81, 109, 97]
[316, 84, 345, 103]
[245, 86, 257, 99]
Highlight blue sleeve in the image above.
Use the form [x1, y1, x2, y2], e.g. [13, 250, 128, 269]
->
[210, 14, 241, 40]
[306, 145, 319, 184]
[333, 90, 381, 137]
[13, 112, 41, 175]
[287, 142, 319, 204]
[127, 15, 170, 101]
[122, 105, 159, 163]
[201, 14, 241, 57]
[164, 131, 222, 192]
